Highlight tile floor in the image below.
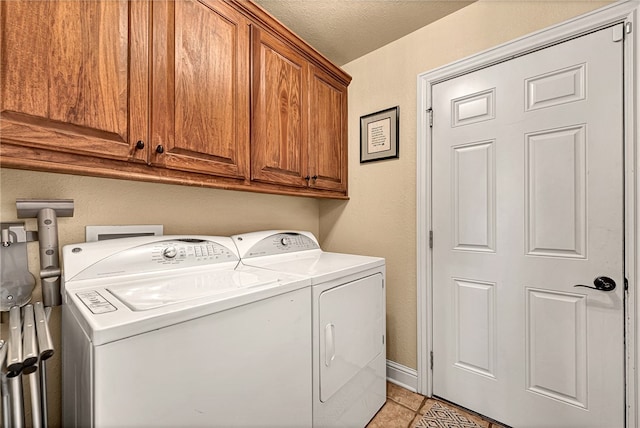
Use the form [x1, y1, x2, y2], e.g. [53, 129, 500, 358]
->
[366, 382, 506, 428]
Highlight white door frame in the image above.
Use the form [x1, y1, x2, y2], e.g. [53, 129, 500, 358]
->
[416, 1, 639, 425]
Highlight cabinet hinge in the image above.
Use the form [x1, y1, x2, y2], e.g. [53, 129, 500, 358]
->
[430, 351, 434, 370]
[427, 108, 433, 128]
[383, 335, 385, 345]
[626, 22, 633, 35]
[429, 230, 433, 249]
[625, 277, 629, 291]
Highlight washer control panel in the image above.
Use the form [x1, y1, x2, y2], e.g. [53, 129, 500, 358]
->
[238, 232, 319, 258]
[76, 290, 117, 314]
[67, 238, 239, 281]
[150, 240, 235, 265]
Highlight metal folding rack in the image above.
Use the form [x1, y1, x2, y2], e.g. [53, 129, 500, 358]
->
[0, 199, 74, 427]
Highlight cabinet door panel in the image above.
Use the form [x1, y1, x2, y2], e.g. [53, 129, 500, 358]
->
[251, 27, 308, 187]
[0, 1, 148, 161]
[151, 0, 249, 179]
[309, 66, 347, 192]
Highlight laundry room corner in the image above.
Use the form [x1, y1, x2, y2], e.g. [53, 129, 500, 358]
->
[1, 0, 624, 425]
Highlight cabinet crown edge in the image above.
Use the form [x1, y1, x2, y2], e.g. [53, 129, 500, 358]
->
[225, 0, 352, 86]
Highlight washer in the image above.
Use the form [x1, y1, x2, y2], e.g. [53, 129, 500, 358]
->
[233, 230, 386, 428]
[61, 235, 312, 427]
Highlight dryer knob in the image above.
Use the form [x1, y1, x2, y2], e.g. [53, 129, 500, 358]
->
[280, 237, 290, 247]
[163, 247, 178, 259]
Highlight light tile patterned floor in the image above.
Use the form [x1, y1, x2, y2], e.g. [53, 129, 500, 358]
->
[366, 382, 507, 428]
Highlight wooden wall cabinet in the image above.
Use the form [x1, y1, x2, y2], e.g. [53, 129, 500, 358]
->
[251, 27, 348, 194]
[308, 65, 348, 193]
[0, 0, 351, 199]
[0, 0, 149, 163]
[1, 0, 250, 180]
[150, 0, 250, 180]
[251, 27, 309, 188]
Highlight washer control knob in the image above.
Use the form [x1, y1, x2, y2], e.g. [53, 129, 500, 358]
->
[162, 246, 178, 259]
[280, 237, 290, 247]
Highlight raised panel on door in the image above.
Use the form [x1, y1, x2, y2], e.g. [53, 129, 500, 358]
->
[151, 0, 249, 180]
[525, 125, 587, 258]
[453, 278, 496, 378]
[525, 288, 587, 408]
[451, 140, 495, 252]
[308, 66, 348, 193]
[0, 0, 148, 162]
[251, 27, 308, 187]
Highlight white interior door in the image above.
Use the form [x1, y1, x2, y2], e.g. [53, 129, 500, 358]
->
[432, 25, 624, 427]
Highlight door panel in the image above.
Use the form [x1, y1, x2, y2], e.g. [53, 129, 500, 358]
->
[452, 140, 496, 252]
[453, 278, 496, 378]
[432, 25, 624, 427]
[525, 126, 587, 258]
[525, 288, 587, 408]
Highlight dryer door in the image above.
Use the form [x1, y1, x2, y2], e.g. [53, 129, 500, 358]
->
[319, 273, 384, 402]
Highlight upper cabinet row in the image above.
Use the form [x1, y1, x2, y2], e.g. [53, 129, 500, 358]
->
[0, 0, 350, 198]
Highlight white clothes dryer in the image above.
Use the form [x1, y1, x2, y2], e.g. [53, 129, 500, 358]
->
[232, 231, 386, 428]
[61, 235, 312, 427]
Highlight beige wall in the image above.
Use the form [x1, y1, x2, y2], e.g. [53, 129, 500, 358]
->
[0, 168, 319, 426]
[319, 0, 611, 370]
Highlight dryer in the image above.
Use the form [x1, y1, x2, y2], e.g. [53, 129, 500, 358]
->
[61, 235, 312, 427]
[233, 230, 386, 428]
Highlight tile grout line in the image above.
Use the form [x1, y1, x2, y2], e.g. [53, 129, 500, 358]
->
[385, 394, 425, 428]
[407, 396, 429, 428]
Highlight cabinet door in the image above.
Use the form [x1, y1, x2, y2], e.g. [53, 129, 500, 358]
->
[308, 65, 348, 193]
[251, 27, 308, 188]
[151, 0, 250, 180]
[0, 1, 149, 162]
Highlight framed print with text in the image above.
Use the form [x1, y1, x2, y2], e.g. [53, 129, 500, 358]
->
[360, 106, 399, 163]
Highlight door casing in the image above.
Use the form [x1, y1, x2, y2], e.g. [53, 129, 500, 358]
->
[416, 1, 640, 425]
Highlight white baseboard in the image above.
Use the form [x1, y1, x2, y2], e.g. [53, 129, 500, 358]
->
[386, 360, 418, 392]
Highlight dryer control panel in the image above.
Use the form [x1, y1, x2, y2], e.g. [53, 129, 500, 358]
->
[64, 237, 239, 282]
[234, 231, 320, 258]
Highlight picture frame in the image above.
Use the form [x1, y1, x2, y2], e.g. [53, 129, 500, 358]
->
[360, 106, 399, 163]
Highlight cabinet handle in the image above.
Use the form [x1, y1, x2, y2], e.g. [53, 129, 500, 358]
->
[312, 175, 318, 181]
[135, 140, 145, 150]
[304, 175, 310, 182]
[155, 145, 164, 154]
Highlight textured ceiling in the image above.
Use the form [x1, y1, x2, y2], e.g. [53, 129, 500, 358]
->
[253, 0, 476, 66]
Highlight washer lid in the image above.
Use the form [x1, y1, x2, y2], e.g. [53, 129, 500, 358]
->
[65, 265, 311, 346]
[232, 230, 384, 284]
[241, 251, 385, 285]
[108, 269, 282, 311]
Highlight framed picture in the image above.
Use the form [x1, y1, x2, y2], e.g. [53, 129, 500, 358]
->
[360, 106, 399, 163]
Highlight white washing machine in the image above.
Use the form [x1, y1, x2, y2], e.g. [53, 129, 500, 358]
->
[232, 230, 386, 428]
[61, 235, 312, 427]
